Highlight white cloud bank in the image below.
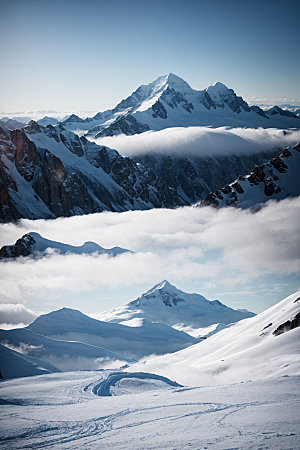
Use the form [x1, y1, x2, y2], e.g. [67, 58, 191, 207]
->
[0, 198, 299, 317]
[94, 127, 300, 158]
[0, 304, 38, 328]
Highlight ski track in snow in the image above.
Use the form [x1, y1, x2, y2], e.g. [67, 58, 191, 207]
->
[0, 371, 299, 449]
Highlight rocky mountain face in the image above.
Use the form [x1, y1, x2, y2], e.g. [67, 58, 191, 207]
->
[199, 144, 300, 208]
[60, 74, 300, 137]
[0, 122, 181, 222]
[1, 120, 293, 221]
[133, 151, 279, 204]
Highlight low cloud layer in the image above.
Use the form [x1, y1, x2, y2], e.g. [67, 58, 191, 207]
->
[0, 304, 38, 327]
[94, 127, 300, 158]
[0, 198, 299, 318]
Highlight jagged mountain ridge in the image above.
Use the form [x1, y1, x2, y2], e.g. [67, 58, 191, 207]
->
[0, 232, 131, 259]
[59, 74, 300, 137]
[1, 120, 285, 222]
[0, 122, 180, 222]
[98, 280, 255, 338]
[200, 144, 300, 208]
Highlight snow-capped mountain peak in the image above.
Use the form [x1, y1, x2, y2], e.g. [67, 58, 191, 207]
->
[99, 281, 255, 338]
[132, 280, 188, 308]
[151, 73, 193, 95]
[143, 280, 177, 297]
[58, 74, 300, 139]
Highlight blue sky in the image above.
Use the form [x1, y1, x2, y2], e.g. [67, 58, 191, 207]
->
[1, 0, 300, 113]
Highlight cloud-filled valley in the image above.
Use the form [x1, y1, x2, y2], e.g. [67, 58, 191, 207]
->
[94, 126, 300, 158]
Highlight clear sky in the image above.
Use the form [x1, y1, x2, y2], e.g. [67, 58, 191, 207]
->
[0, 0, 300, 114]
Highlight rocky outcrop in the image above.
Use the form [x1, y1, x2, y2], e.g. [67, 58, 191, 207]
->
[199, 144, 300, 209]
[0, 234, 35, 258]
[273, 312, 300, 336]
[95, 115, 150, 138]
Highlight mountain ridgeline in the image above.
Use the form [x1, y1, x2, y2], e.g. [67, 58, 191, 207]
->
[1, 73, 299, 222]
[60, 73, 300, 137]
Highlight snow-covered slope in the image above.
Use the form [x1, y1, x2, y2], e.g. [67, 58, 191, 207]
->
[0, 326, 133, 372]
[0, 343, 60, 379]
[130, 292, 300, 386]
[99, 280, 254, 338]
[61, 74, 300, 137]
[200, 144, 300, 208]
[0, 370, 299, 448]
[26, 307, 197, 360]
[0, 232, 131, 259]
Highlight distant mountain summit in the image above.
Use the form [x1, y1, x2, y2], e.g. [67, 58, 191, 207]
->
[0, 232, 131, 259]
[60, 73, 300, 137]
[99, 280, 255, 338]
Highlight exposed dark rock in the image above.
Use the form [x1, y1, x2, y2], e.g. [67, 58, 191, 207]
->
[266, 106, 299, 118]
[270, 155, 288, 173]
[249, 105, 268, 118]
[161, 87, 194, 113]
[0, 234, 35, 259]
[95, 115, 150, 137]
[222, 185, 231, 194]
[273, 312, 300, 336]
[232, 182, 244, 194]
[152, 100, 168, 119]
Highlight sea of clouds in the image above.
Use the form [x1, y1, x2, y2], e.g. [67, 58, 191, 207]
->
[94, 126, 300, 158]
[0, 197, 299, 327]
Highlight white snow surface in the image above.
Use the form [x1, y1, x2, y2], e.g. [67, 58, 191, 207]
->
[130, 291, 300, 386]
[0, 370, 299, 449]
[98, 280, 254, 338]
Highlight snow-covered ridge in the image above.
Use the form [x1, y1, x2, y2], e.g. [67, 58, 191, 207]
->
[0, 232, 131, 259]
[199, 144, 300, 208]
[131, 291, 300, 386]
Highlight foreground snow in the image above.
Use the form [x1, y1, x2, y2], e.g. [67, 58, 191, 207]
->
[0, 371, 299, 449]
